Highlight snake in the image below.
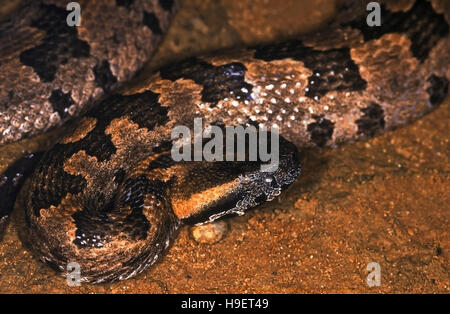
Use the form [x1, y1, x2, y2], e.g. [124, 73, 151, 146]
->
[0, 0, 448, 283]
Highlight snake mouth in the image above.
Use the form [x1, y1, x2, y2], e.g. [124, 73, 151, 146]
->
[175, 133, 301, 225]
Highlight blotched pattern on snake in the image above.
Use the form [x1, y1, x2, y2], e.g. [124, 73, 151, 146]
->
[0, 0, 448, 283]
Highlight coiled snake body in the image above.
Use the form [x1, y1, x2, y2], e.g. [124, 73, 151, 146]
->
[0, 0, 448, 283]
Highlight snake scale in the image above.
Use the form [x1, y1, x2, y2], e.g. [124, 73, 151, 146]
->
[0, 0, 448, 283]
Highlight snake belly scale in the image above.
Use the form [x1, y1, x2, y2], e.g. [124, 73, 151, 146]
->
[0, 0, 448, 283]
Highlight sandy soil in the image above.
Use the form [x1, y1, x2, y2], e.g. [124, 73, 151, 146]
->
[0, 0, 448, 293]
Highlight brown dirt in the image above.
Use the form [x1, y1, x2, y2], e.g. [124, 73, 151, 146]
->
[0, 0, 448, 293]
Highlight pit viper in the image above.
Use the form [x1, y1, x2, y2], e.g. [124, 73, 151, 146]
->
[0, 0, 448, 283]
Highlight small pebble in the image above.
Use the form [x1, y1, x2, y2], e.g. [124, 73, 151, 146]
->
[190, 220, 228, 244]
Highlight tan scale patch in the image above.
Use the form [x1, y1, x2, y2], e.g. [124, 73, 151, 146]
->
[62, 117, 159, 202]
[123, 73, 204, 134]
[430, 0, 450, 23]
[199, 55, 317, 143]
[63, 150, 101, 188]
[149, 77, 204, 129]
[328, 106, 364, 145]
[192, 50, 374, 147]
[105, 117, 152, 151]
[351, 33, 430, 129]
[241, 58, 315, 144]
[425, 34, 450, 80]
[31, 190, 161, 279]
[127, 153, 181, 183]
[171, 180, 238, 219]
[36, 193, 80, 235]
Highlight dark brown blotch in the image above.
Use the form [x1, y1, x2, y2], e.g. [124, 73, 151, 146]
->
[143, 11, 163, 35]
[72, 192, 117, 248]
[0, 153, 43, 226]
[93, 60, 117, 93]
[160, 57, 254, 107]
[355, 102, 385, 138]
[159, 0, 175, 11]
[116, 0, 134, 7]
[49, 89, 74, 118]
[427, 75, 448, 107]
[307, 115, 334, 147]
[30, 148, 87, 217]
[19, 4, 90, 82]
[253, 40, 367, 99]
[344, 0, 449, 62]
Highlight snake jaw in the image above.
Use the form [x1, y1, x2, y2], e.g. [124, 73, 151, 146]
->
[176, 134, 301, 225]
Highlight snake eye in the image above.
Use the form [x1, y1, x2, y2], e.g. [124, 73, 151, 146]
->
[168, 133, 301, 225]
